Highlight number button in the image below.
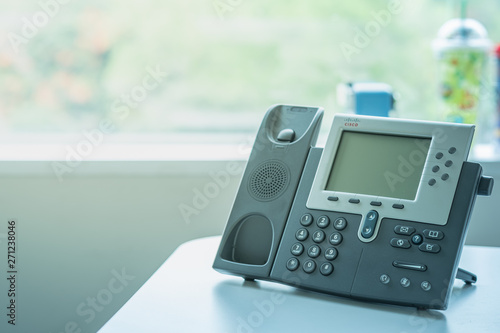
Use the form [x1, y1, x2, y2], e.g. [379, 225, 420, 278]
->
[316, 216, 330, 228]
[324, 247, 338, 261]
[291, 243, 304, 256]
[295, 228, 309, 241]
[307, 245, 321, 258]
[329, 232, 343, 245]
[286, 258, 299, 271]
[320, 263, 334, 276]
[303, 260, 316, 274]
[300, 214, 313, 226]
[333, 217, 347, 230]
[312, 230, 326, 243]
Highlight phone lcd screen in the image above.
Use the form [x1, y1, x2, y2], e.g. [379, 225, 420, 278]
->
[325, 131, 431, 200]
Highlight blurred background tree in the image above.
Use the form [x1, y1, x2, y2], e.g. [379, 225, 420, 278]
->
[0, 0, 498, 139]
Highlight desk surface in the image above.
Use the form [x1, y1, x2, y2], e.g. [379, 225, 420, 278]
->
[99, 237, 500, 333]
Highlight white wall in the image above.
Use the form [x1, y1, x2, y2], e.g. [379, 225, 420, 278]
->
[0, 160, 244, 333]
[0, 158, 498, 333]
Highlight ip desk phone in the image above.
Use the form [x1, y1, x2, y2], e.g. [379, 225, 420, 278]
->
[213, 104, 494, 310]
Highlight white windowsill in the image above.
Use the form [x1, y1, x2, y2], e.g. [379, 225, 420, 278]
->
[0, 135, 498, 177]
[0, 143, 251, 176]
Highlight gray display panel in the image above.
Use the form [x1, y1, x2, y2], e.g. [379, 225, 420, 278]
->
[325, 131, 431, 200]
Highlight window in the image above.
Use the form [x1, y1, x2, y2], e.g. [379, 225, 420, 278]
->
[1, 0, 498, 143]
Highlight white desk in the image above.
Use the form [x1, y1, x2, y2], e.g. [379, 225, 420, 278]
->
[99, 237, 500, 333]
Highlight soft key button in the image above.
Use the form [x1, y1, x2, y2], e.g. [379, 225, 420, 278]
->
[361, 210, 378, 239]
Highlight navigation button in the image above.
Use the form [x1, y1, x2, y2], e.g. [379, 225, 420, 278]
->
[361, 210, 379, 239]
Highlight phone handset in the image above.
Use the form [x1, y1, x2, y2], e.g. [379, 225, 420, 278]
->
[213, 105, 323, 279]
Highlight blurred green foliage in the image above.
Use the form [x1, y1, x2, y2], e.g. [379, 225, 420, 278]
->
[0, 0, 499, 135]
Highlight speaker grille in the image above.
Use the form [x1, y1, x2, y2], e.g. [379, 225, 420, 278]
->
[248, 161, 289, 201]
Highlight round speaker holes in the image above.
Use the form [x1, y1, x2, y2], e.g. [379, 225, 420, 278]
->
[248, 161, 290, 201]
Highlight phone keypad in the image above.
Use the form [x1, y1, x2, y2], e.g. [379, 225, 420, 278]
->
[287, 213, 348, 276]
